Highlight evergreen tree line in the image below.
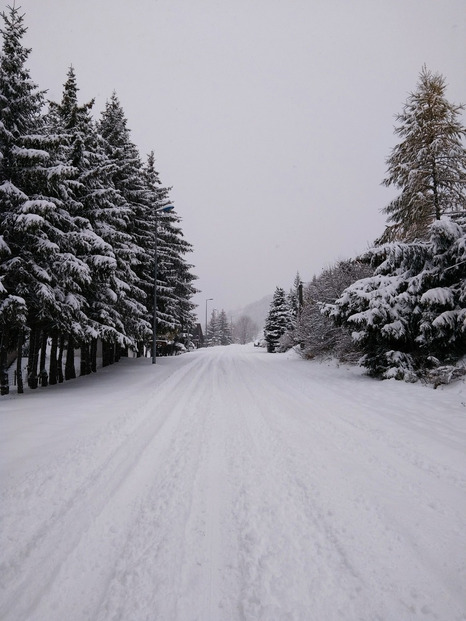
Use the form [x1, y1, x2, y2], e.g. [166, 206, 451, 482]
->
[206, 309, 233, 346]
[0, 6, 197, 395]
[264, 66, 466, 384]
[205, 309, 260, 346]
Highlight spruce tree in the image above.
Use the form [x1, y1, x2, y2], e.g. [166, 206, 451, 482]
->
[157, 207, 198, 343]
[141, 151, 176, 339]
[0, 7, 90, 390]
[49, 69, 133, 370]
[217, 309, 232, 345]
[325, 218, 466, 381]
[264, 287, 292, 353]
[206, 309, 220, 346]
[287, 271, 302, 330]
[0, 5, 42, 392]
[97, 93, 152, 351]
[379, 66, 466, 243]
[1, 8, 198, 393]
[141, 152, 198, 348]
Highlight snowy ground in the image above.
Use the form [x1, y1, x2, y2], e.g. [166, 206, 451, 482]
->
[1, 344, 465, 621]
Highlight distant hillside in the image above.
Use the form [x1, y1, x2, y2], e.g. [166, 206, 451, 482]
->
[229, 293, 273, 333]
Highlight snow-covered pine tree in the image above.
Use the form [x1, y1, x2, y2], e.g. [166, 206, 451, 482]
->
[158, 216, 198, 346]
[217, 309, 232, 346]
[414, 218, 466, 367]
[287, 271, 302, 330]
[378, 66, 466, 243]
[206, 309, 220, 346]
[324, 218, 466, 381]
[97, 93, 153, 353]
[264, 287, 292, 353]
[0, 5, 45, 392]
[39, 68, 110, 383]
[142, 152, 198, 349]
[49, 69, 133, 372]
[140, 151, 170, 353]
[0, 7, 92, 391]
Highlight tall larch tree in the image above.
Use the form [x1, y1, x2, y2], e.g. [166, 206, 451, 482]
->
[378, 66, 466, 243]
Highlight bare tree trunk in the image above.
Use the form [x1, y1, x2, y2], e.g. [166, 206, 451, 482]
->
[80, 342, 91, 376]
[39, 330, 48, 387]
[65, 333, 76, 380]
[102, 340, 110, 367]
[0, 325, 10, 396]
[432, 159, 441, 220]
[49, 332, 58, 385]
[110, 343, 116, 364]
[90, 338, 97, 373]
[16, 330, 24, 394]
[28, 327, 40, 389]
[103, 340, 115, 367]
[80, 342, 86, 376]
[57, 334, 65, 383]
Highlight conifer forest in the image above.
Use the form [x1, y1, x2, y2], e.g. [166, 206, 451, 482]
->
[0, 6, 198, 395]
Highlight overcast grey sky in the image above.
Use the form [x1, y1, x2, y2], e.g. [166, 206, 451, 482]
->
[11, 0, 466, 317]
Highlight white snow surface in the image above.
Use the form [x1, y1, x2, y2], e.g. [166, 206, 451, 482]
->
[1, 344, 465, 621]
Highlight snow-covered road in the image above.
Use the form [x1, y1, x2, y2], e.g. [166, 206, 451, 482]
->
[1, 345, 465, 621]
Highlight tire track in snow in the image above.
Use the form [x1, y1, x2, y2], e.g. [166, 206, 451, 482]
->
[0, 354, 210, 621]
[91, 354, 218, 621]
[230, 352, 466, 620]
[222, 356, 364, 620]
[2, 346, 465, 620]
[174, 353, 240, 621]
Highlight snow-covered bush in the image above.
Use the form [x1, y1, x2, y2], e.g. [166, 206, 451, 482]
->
[277, 329, 295, 353]
[324, 218, 466, 381]
[292, 260, 373, 362]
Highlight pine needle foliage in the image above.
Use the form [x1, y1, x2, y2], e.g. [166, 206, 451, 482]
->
[378, 66, 466, 243]
[325, 218, 466, 381]
[0, 6, 197, 393]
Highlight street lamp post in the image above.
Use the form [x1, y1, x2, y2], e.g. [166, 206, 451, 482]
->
[152, 204, 174, 364]
[205, 298, 213, 347]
